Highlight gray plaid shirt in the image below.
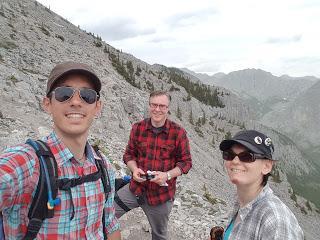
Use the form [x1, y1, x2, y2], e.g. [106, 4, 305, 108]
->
[226, 184, 304, 240]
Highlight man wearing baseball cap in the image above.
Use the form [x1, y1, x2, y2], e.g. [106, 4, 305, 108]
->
[215, 130, 303, 240]
[0, 61, 121, 239]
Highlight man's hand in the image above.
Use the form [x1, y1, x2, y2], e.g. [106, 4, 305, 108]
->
[150, 171, 168, 186]
[132, 168, 146, 183]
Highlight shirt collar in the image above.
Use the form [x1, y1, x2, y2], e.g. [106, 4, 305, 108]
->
[232, 184, 273, 221]
[145, 118, 170, 134]
[45, 131, 100, 167]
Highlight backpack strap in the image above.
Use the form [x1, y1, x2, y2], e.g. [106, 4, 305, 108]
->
[24, 139, 60, 240]
[92, 145, 111, 240]
[57, 168, 102, 220]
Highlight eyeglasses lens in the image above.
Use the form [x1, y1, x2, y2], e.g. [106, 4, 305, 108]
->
[150, 103, 167, 110]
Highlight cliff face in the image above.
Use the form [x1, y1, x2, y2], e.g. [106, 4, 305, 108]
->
[0, 0, 319, 239]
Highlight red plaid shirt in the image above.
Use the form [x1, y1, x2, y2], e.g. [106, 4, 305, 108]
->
[123, 118, 192, 205]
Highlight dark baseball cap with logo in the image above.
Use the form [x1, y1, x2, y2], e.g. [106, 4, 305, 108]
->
[219, 130, 275, 160]
[46, 61, 102, 96]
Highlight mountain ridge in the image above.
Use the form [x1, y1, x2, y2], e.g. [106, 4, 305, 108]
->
[0, 0, 319, 239]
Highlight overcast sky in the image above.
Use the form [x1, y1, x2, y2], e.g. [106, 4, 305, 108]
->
[37, 0, 320, 77]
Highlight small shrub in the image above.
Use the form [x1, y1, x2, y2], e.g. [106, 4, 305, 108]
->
[8, 75, 18, 85]
[300, 206, 307, 215]
[55, 34, 65, 41]
[94, 40, 102, 47]
[39, 25, 50, 36]
[271, 167, 281, 183]
[0, 6, 5, 17]
[21, 9, 28, 17]
[195, 126, 204, 137]
[135, 66, 142, 76]
[169, 85, 180, 91]
[145, 80, 154, 91]
[9, 33, 16, 40]
[202, 184, 226, 206]
[113, 162, 121, 171]
[176, 106, 182, 120]
[0, 40, 17, 49]
[305, 201, 312, 211]
[290, 190, 297, 203]
[189, 110, 194, 125]
[224, 131, 232, 140]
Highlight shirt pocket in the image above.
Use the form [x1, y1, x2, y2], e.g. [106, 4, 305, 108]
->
[137, 141, 148, 163]
[159, 144, 175, 160]
[159, 144, 176, 171]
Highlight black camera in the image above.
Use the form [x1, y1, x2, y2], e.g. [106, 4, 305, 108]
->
[141, 171, 155, 180]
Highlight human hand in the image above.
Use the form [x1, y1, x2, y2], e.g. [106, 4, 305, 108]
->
[132, 168, 146, 182]
[150, 171, 168, 186]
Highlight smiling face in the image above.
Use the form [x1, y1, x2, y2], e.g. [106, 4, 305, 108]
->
[224, 144, 273, 188]
[43, 73, 101, 140]
[149, 94, 170, 127]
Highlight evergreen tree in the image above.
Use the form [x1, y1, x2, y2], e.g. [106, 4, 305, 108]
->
[189, 109, 194, 125]
[224, 131, 232, 140]
[201, 111, 206, 125]
[211, 136, 215, 146]
[176, 106, 182, 120]
[196, 117, 202, 126]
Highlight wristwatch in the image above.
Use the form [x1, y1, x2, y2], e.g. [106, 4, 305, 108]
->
[166, 171, 172, 181]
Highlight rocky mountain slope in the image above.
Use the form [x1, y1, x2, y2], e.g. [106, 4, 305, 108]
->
[0, 0, 319, 239]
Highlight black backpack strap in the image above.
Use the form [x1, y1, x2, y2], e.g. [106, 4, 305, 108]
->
[92, 145, 111, 240]
[114, 193, 131, 212]
[57, 170, 102, 220]
[24, 139, 60, 240]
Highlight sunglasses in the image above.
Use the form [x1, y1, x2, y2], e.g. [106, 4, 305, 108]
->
[222, 150, 268, 163]
[51, 86, 99, 104]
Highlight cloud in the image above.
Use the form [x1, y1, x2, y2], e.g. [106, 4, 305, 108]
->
[266, 34, 302, 44]
[149, 36, 175, 43]
[166, 8, 217, 28]
[87, 17, 156, 41]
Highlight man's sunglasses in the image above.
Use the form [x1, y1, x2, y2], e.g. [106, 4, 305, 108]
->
[222, 150, 268, 163]
[51, 86, 99, 104]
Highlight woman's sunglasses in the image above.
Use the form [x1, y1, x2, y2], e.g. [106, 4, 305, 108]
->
[51, 86, 99, 104]
[222, 150, 268, 163]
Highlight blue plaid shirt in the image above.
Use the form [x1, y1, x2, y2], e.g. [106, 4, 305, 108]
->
[0, 132, 119, 239]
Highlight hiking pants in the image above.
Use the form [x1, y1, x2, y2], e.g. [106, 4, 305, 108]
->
[115, 184, 173, 240]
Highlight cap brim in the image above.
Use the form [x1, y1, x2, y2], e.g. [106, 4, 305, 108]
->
[219, 139, 265, 155]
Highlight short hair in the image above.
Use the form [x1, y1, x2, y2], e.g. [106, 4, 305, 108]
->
[262, 173, 271, 186]
[149, 90, 171, 102]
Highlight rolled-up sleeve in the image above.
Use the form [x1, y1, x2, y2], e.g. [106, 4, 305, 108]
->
[175, 129, 192, 174]
[0, 145, 36, 211]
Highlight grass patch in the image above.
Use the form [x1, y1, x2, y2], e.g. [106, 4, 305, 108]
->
[39, 25, 50, 36]
[0, 40, 17, 49]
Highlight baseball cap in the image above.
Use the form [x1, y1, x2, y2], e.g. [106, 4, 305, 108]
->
[219, 130, 275, 159]
[46, 61, 102, 96]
